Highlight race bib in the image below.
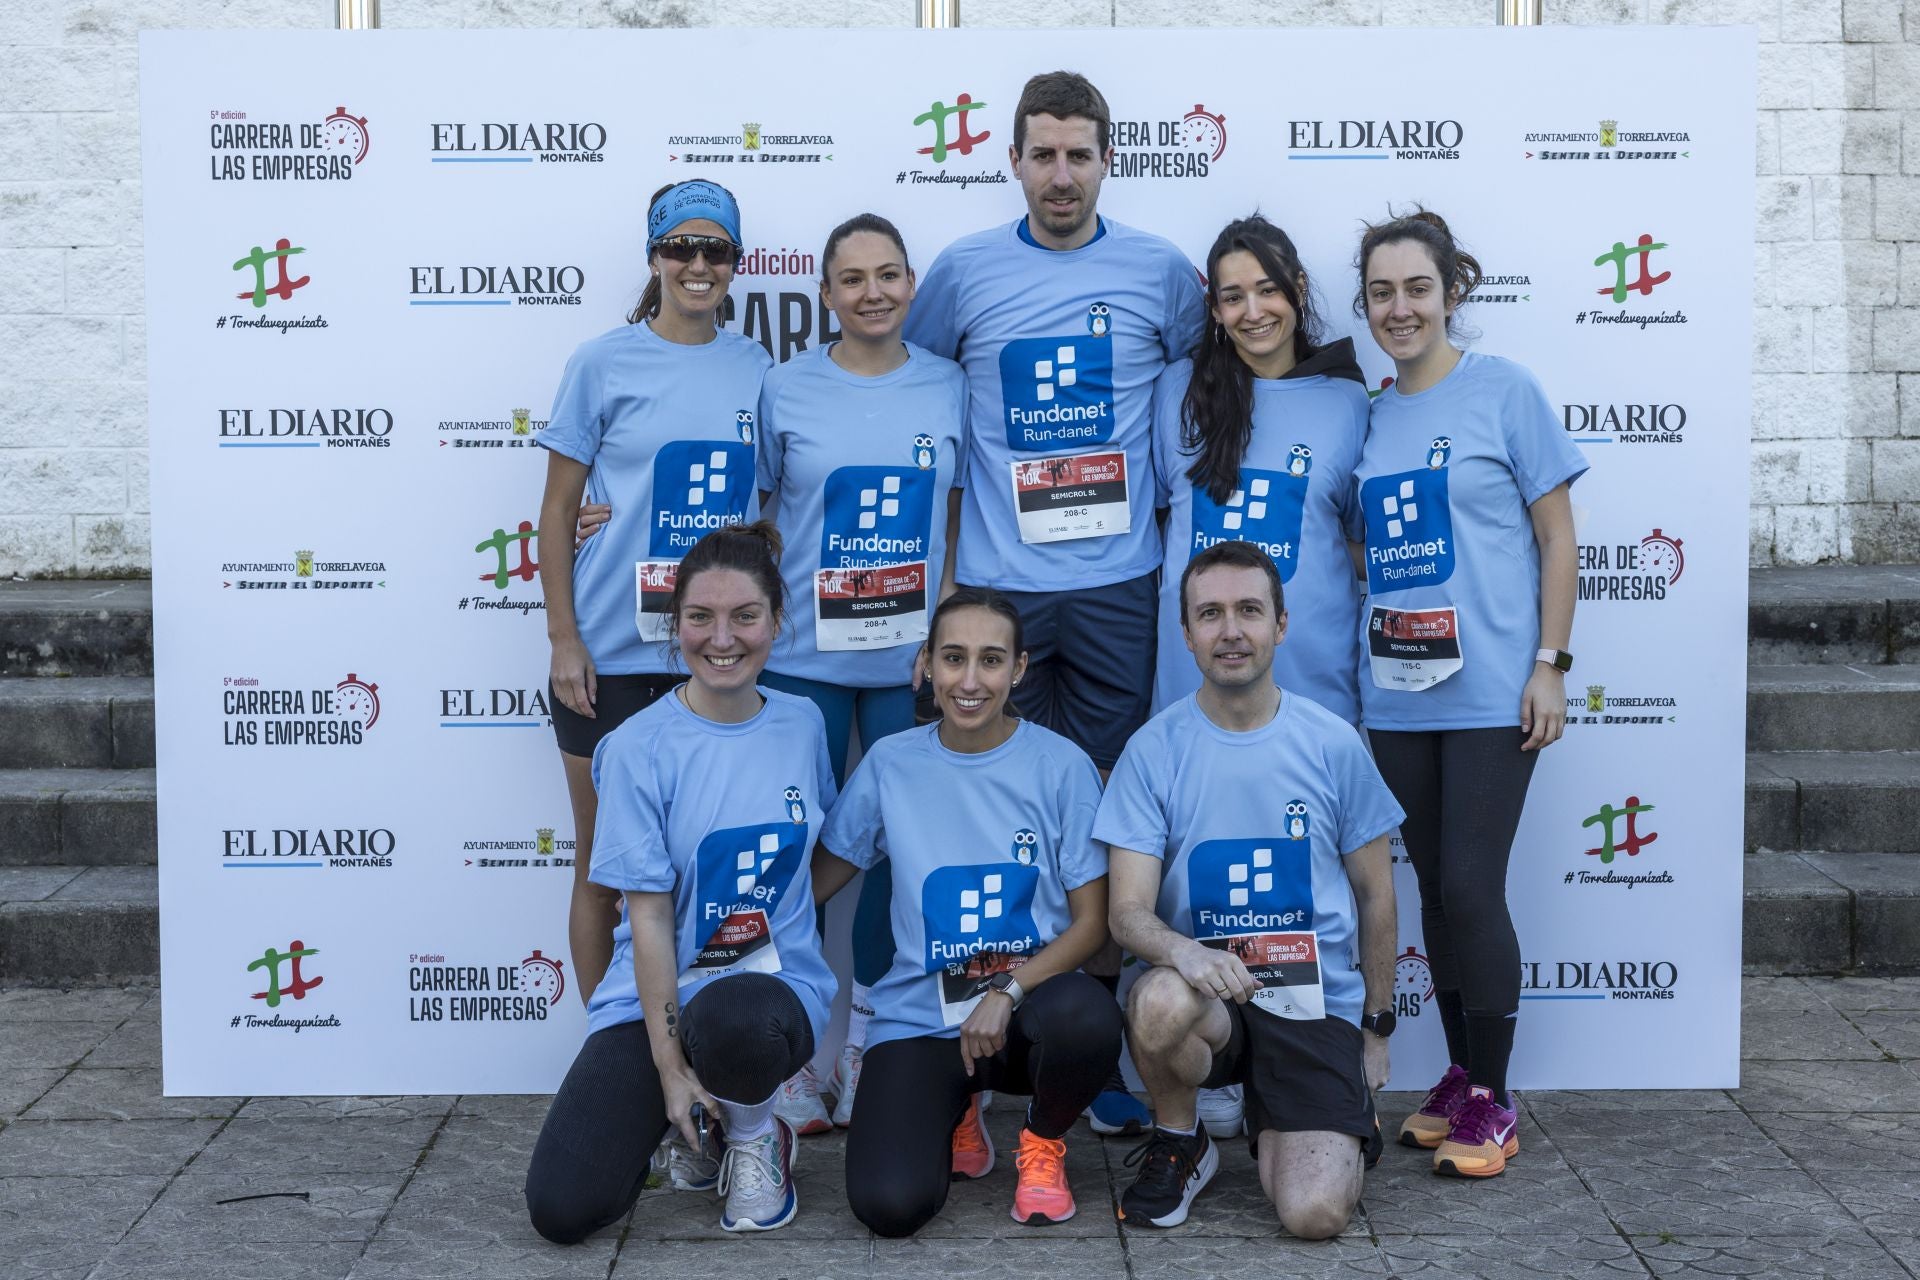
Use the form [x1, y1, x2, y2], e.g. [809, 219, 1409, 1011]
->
[1201, 930, 1325, 1020]
[813, 561, 929, 652]
[634, 560, 679, 642]
[1010, 451, 1130, 544]
[1368, 605, 1463, 692]
[682, 907, 783, 985]
[938, 949, 1030, 1027]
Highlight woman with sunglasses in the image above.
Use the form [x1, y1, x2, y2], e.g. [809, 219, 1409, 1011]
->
[537, 178, 772, 1011]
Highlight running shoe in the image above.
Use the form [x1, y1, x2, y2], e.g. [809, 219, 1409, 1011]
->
[1398, 1063, 1470, 1149]
[951, 1091, 995, 1180]
[772, 1062, 833, 1136]
[1432, 1085, 1518, 1179]
[1116, 1125, 1219, 1228]
[829, 1039, 862, 1129]
[719, 1117, 798, 1232]
[1196, 1084, 1245, 1139]
[1086, 1063, 1151, 1136]
[1011, 1128, 1075, 1225]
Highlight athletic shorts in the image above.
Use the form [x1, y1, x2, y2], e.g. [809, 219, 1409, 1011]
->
[963, 571, 1156, 770]
[1203, 1002, 1380, 1162]
[549, 674, 679, 758]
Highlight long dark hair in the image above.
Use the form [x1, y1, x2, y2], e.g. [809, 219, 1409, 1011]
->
[923, 587, 1025, 719]
[1352, 206, 1483, 337]
[1181, 216, 1321, 505]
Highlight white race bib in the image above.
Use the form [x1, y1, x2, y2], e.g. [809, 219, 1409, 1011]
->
[681, 907, 783, 986]
[1367, 605, 1463, 692]
[813, 561, 929, 653]
[1201, 930, 1326, 1020]
[634, 560, 679, 642]
[937, 950, 1030, 1027]
[1009, 450, 1131, 544]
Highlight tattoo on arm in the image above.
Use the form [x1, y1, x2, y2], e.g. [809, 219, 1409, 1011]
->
[664, 1002, 679, 1040]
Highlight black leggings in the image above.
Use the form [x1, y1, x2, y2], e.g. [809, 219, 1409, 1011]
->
[1368, 727, 1539, 1017]
[523, 973, 815, 1244]
[845, 971, 1122, 1238]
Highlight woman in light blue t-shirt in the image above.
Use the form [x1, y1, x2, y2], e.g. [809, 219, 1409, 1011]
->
[1350, 209, 1586, 1182]
[525, 522, 837, 1241]
[536, 179, 773, 1014]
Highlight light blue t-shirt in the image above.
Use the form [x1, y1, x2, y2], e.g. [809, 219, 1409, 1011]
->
[537, 322, 774, 675]
[1093, 695, 1404, 1028]
[904, 218, 1206, 592]
[819, 720, 1106, 1049]
[1151, 358, 1368, 723]
[1352, 352, 1588, 731]
[755, 344, 968, 688]
[584, 687, 839, 1040]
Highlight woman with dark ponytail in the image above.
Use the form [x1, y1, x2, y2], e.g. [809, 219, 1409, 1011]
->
[526, 522, 839, 1240]
[1351, 209, 1584, 1180]
[536, 178, 772, 1016]
[1148, 216, 1372, 1140]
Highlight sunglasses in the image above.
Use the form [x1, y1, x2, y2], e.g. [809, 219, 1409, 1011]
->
[650, 235, 742, 267]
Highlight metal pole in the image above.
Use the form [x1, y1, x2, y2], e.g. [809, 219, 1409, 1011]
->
[1498, 0, 1541, 24]
[917, 0, 959, 27]
[336, 0, 380, 29]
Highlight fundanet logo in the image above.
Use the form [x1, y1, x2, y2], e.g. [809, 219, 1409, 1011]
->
[651, 440, 754, 555]
[921, 863, 1041, 971]
[1190, 465, 1306, 582]
[1360, 467, 1455, 593]
[1186, 837, 1312, 936]
[999, 331, 1117, 451]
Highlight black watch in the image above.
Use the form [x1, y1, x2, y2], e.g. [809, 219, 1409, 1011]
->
[1360, 1008, 1396, 1038]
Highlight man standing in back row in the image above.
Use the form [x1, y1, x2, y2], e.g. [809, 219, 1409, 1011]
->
[905, 70, 1207, 1133]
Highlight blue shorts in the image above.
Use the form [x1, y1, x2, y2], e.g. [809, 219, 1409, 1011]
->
[964, 571, 1156, 770]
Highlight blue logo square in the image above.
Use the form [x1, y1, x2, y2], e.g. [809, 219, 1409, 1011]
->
[921, 863, 1041, 973]
[1186, 837, 1312, 936]
[1190, 467, 1307, 583]
[998, 334, 1115, 452]
[820, 466, 936, 566]
[650, 439, 755, 555]
[1360, 467, 1455, 593]
[694, 820, 807, 930]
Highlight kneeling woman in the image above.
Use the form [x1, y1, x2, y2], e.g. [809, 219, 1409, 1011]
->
[813, 588, 1120, 1234]
[525, 523, 838, 1241]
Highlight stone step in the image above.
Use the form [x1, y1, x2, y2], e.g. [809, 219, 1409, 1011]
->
[0, 676, 154, 769]
[1744, 851, 1920, 975]
[0, 866, 157, 983]
[1747, 665, 1920, 752]
[1747, 564, 1920, 665]
[1746, 751, 1920, 853]
[3, 857, 1908, 982]
[0, 580, 152, 676]
[0, 769, 156, 867]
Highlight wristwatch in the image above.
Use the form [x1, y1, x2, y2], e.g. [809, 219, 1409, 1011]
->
[1535, 648, 1574, 673]
[1360, 1008, 1396, 1038]
[986, 971, 1025, 1009]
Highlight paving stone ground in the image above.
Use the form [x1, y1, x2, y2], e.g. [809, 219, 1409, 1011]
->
[3, 976, 1920, 1279]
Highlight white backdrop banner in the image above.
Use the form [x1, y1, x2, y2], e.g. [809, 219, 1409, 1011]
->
[143, 26, 1755, 1095]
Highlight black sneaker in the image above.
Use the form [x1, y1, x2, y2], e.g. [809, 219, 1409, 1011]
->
[1117, 1124, 1219, 1228]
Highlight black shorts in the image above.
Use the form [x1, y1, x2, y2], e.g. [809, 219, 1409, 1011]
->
[962, 571, 1156, 770]
[549, 674, 679, 758]
[1203, 1003, 1379, 1161]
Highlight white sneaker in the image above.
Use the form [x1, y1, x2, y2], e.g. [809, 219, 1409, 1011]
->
[772, 1062, 833, 1136]
[1197, 1084, 1245, 1138]
[719, 1117, 798, 1232]
[830, 1040, 863, 1128]
[660, 1132, 721, 1192]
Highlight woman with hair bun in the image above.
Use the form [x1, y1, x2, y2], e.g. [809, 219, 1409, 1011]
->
[1350, 209, 1585, 1180]
[525, 522, 838, 1240]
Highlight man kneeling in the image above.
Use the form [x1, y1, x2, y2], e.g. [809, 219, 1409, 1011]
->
[1096, 540, 1403, 1235]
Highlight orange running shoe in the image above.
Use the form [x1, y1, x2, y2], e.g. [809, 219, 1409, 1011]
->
[950, 1092, 995, 1180]
[1433, 1085, 1519, 1178]
[1011, 1128, 1075, 1224]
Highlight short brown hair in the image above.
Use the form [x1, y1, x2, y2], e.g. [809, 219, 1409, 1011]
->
[1180, 540, 1285, 625]
[1012, 71, 1111, 155]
